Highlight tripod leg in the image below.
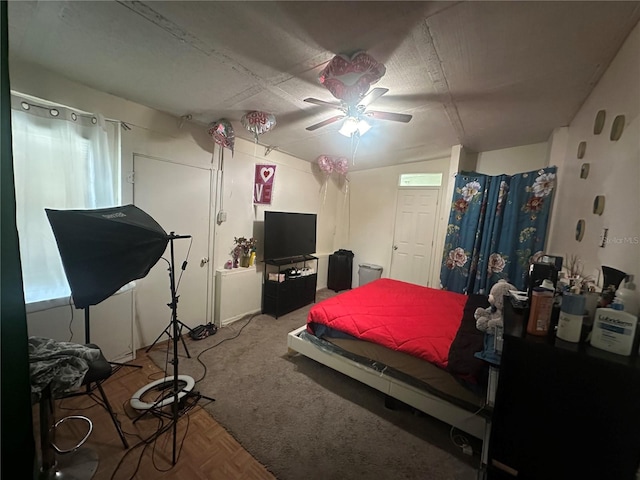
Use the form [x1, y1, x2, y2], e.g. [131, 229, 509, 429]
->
[109, 361, 142, 370]
[145, 324, 171, 353]
[178, 325, 191, 359]
[96, 382, 129, 449]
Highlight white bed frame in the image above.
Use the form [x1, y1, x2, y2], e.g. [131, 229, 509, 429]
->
[287, 325, 495, 463]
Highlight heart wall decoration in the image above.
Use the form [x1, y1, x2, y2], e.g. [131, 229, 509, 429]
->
[254, 164, 277, 205]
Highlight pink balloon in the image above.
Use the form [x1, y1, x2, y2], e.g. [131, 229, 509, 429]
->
[334, 157, 349, 176]
[317, 155, 334, 174]
[319, 51, 386, 104]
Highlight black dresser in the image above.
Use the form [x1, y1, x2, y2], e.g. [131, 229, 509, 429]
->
[486, 297, 640, 479]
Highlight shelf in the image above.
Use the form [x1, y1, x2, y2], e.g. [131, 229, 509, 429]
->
[262, 256, 318, 318]
[264, 255, 317, 266]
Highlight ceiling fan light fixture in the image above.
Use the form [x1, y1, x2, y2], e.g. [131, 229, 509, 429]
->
[339, 117, 359, 137]
[357, 119, 371, 136]
[339, 117, 371, 137]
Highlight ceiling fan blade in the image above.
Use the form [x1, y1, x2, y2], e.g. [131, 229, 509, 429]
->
[303, 97, 343, 111]
[305, 115, 346, 131]
[366, 110, 413, 123]
[358, 88, 389, 108]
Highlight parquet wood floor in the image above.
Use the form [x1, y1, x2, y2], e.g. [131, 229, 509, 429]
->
[32, 345, 276, 480]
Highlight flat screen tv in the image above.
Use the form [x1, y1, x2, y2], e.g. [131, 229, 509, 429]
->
[263, 211, 317, 260]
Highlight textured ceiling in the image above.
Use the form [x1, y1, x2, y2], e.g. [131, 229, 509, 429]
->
[7, 1, 640, 170]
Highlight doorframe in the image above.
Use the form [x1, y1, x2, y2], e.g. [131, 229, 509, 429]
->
[390, 186, 443, 287]
[131, 153, 217, 343]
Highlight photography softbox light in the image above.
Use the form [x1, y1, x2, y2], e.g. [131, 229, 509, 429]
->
[45, 204, 169, 309]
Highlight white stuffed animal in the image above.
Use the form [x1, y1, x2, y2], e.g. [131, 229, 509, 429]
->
[475, 279, 517, 333]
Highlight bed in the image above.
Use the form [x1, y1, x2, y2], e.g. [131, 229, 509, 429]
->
[287, 278, 496, 448]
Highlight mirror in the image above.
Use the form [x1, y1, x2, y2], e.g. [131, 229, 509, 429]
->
[577, 141, 587, 159]
[593, 195, 605, 215]
[580, 163, 590, 179]
[593, 110, 606, 135]
[576, 220, 585, 242]
[610, 115, 625, 141]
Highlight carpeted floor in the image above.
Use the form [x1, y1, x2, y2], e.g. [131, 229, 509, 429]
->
[148, 289, 481, 480]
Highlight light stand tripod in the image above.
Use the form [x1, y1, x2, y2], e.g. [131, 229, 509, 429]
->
[134, 232, 214, 466]
[145, 307, 193, 358]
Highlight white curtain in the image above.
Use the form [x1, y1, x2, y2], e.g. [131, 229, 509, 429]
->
[10, 94, 120, 305]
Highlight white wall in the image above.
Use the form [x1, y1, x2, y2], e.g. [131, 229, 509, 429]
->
[211, 137, 339, 324]
[342, 156, 451, 288]
[9, 59, 340, 354]
[212, 138, 339, 271]
[342, 141, 554, 291]
[476, 142, 550, 175]
[547, 22, 640, 286]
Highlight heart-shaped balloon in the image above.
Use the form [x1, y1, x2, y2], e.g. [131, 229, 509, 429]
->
[319, 51, 386, 104]
[317, 155, 334, 174]
[317, 155, 349, 176]
[207, 118, 235, 154]
[334, 157, 349, 176]
[241, 111, 276, 142]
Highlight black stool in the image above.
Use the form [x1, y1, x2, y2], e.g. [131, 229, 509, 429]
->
[38, 384, 98, 480]
[63, 344, 129, 449]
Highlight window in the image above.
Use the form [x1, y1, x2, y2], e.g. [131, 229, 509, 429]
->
[10, 93, 120, 306]
[398, 173, 443, 187]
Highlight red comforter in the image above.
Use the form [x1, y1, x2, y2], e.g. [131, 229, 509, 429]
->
[307, 278, 489, 382]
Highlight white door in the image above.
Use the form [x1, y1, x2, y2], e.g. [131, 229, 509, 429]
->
[389, 188, 439, 286]
[133, 154, 213, 348]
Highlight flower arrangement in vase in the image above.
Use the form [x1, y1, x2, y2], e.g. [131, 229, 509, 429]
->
[232, 236, 257, 268]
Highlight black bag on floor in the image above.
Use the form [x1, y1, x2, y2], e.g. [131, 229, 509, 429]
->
[189, 323, 217, 340]
[328, 249, 354, 292]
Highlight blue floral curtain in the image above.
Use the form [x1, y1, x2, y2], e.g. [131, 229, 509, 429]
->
[440, 167, 557, 294]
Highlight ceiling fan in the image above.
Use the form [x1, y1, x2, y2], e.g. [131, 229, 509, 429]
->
[303, 87, 412, 137]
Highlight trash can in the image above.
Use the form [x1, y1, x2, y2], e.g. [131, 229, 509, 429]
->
[358, 263, 383, 286]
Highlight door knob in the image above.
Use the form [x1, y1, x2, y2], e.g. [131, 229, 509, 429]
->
[393, 245, 398, 251]
[200, 257, 209, 267]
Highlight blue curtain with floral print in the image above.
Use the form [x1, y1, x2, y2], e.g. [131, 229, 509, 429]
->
[440, 167, 557, 294]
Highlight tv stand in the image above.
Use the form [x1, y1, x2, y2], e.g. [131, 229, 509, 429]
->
[262, 255, 318, 318]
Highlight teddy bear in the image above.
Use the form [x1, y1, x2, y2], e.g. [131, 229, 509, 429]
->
[475, 279, 517, 333]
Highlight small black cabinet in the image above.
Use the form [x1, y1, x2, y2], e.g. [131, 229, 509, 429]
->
[262, 255, 318, 318]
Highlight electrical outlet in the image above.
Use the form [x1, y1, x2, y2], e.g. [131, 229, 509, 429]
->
[217, 211, 227, 224]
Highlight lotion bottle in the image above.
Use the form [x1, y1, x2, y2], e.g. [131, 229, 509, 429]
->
[527, 280, 555, 336]
[591, 307, 639, 356]
[557, 293, 586, 343]
[615, 275, 639, 316]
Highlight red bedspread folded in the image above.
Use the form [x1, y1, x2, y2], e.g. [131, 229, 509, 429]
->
[307, 278, 470, 371]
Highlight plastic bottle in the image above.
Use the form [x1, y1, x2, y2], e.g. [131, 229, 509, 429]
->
[556, 293, 586, 343]
[591, 307, 639, 356]
[615, 276, 639, 316]
[527, 280, 555, 336]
